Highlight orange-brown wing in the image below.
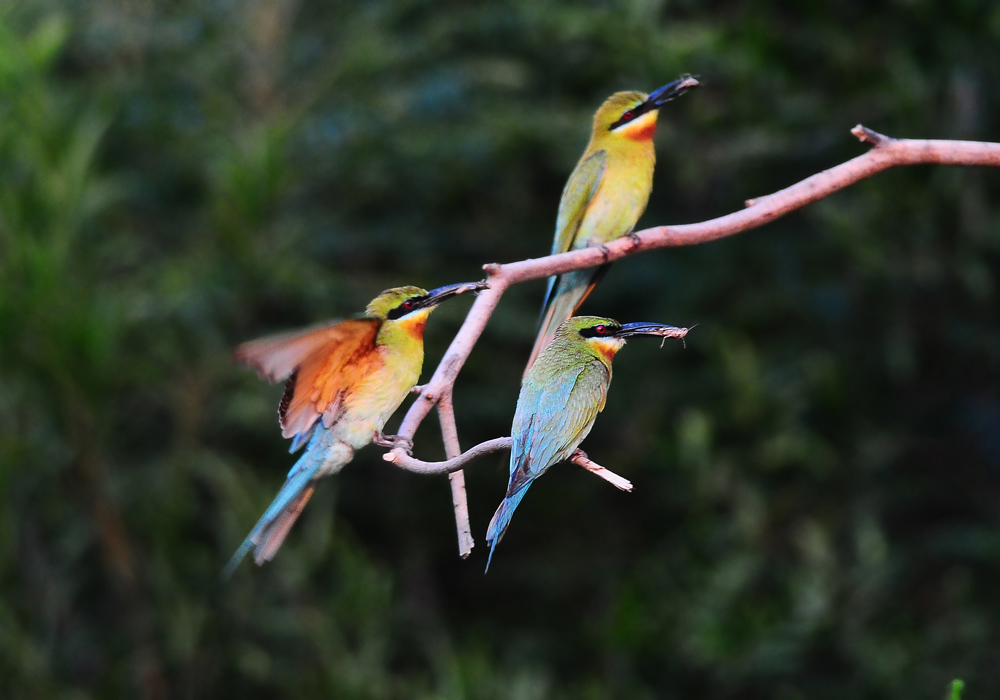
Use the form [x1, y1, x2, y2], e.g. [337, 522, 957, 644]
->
[235, 319, 381, 438]
[235, 320, 352, 382]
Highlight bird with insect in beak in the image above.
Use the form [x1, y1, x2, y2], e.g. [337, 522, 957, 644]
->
[526, 75, 699, 372]
[487, 316, 690, 571]
[225, 282, 485, 576]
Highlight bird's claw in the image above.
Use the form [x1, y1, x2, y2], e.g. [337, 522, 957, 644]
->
[374, 432, 413, 454]
[627, 232, 642, 249]
[598, 244, 612, 262]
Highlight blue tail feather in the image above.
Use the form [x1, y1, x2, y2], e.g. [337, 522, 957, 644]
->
[484, 483, 532, 573]
[289, 425, 314, 454]
[222, 452, 324, 578]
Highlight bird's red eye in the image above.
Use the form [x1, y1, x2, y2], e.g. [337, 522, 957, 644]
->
[403, 299, 414, 310]
[595, 324, 607, 335]
[622, 110, 634, 121]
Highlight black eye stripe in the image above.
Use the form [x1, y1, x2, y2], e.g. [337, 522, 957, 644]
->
[608, 101, 652, 131]
[579, 324, 620, 338]
[386, 296, 426, 320]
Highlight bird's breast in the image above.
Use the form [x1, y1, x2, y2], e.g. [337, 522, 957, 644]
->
[332, 336, 424, 448]
[576, 154, 655, 247]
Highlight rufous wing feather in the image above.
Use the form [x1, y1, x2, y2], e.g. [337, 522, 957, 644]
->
[236, 320, 351, 382]
[235, 319, 382, 439]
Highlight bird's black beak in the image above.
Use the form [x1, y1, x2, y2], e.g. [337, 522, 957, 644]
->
[646, 75, 700, 108]
[614, 322, 690, 339]
[421, 281, 489, 309]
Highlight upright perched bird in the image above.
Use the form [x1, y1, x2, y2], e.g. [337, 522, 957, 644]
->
[526, 76, 699, 370]
[225, 282, 482, 576]
[487, 316, 689, 571]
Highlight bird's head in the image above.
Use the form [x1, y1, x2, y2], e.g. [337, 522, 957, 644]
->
[558, 316, 690, 364]
[592, 75, 699, 143]
[368, 282, 487, 336]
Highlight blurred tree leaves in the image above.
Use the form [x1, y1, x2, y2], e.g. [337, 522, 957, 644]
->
[1, 0, 999, 698]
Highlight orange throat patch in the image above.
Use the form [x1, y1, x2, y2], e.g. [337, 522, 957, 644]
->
[590, 337, 623, 364]
[397, 309, 430, 339]
[619, 111, 659, 142]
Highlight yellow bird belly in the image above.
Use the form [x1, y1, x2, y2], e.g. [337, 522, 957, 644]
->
[334, 335, 423, 449]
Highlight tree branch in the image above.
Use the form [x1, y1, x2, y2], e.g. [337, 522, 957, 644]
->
[390, 125, 1000, 556]
[570, 449, 633, 492]
[385, 439, 631, 492]
[436, 391, 475, 557]
[384, 437, 512, 474]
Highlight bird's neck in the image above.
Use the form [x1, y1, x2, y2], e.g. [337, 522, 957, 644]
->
[377, 310, 431, 350]
[589, 133, 657, 168]
[587, 337, 624, 366]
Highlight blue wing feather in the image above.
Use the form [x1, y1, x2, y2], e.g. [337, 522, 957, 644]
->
[485, 358, 609, 570]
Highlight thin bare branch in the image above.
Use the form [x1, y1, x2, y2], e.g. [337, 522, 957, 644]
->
[850, 124, 892, 147]
[392, 126, 1000, 556]
[383, 438, 631, 495]
[570, 449, 633, 492]
[384, 436, 513, 474]
[437, 392, 475, 557]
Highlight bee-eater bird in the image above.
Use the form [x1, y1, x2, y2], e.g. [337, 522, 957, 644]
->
[225, 282, 483, 576]
[526, 75, 699, 371]
[488, 316, 689, 571]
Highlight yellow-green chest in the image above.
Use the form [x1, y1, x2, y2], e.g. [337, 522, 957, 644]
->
[576, 141, 656, 247]
[335, 317, 425, 447]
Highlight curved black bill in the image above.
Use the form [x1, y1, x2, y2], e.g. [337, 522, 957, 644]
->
[421, 281, 489, 308]
[647, 75, 700, 108]
[615, 322, 690, 339]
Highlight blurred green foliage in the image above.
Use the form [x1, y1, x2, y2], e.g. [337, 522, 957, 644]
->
[1, 0, 999, 698]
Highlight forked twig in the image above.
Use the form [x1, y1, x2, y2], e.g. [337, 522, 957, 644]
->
[385, 439, 631, 492]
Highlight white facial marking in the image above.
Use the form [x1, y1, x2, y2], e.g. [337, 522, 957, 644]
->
[611, 110, 657, 135]
[590, 336, 625, 353]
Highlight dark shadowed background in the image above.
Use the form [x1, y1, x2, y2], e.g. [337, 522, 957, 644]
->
[2, 1, 999, 697]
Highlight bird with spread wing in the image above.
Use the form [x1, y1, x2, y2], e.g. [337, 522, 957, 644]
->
[225, 282, 483, 575]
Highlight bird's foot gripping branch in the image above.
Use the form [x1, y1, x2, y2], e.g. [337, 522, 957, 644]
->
[372, 432, 414, 454]
[384, 125, 1000, 559]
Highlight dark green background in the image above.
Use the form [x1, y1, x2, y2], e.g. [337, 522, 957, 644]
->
[2, 1, 999, 697]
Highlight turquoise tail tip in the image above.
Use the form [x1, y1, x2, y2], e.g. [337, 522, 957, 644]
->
[484, 538, 498, 574]
[221, 538, 255, 580]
